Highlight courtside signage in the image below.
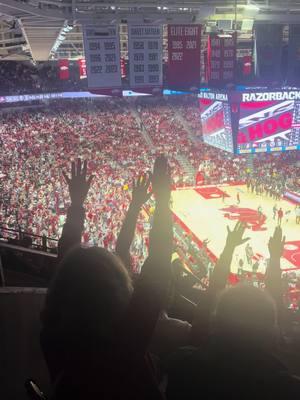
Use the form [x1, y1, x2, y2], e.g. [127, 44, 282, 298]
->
[198, 91, 228, 101]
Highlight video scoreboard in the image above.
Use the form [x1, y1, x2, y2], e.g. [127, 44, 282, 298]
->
[199, 88, 300, 154]
[199, 93, 234, 153]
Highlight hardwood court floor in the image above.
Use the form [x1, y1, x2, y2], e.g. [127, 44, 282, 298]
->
[172, 184, 300, 275]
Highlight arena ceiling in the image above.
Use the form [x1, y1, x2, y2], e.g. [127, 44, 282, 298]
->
[1, 0, 300, 62]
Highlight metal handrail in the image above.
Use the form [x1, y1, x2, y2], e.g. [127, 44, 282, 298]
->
[0, 224, 58, 252]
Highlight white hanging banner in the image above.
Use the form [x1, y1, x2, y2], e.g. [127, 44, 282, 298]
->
[128, 25, 163, 94]
[83, 25, 122, 96]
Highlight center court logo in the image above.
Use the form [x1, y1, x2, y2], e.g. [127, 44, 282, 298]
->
[221, 206, 267, 232]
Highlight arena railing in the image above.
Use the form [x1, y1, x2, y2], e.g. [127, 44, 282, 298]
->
[0, 225, 58, 254]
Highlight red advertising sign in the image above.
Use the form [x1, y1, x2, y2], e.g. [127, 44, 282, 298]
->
[58, 59, 69, 80]
[78, 58, 87, 79]
[207, 34, 236, 84]
[167, 24, 201, 91]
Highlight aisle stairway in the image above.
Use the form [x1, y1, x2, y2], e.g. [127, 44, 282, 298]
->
[171, 107, 198, 144]
[133, 105, 196, 181]
[175, 153, 196, 183]
[130, 107, 155, 150]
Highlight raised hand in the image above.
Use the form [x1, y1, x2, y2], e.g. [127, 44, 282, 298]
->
[131, 173, 152, 207]
[62, 158, 94, 206]
[265, 228, 285, 316]
[268, 226, 285, 260]
[203, 239, 210, 248]
[226, 221, 250, 249]
[152, 155, 171, 204]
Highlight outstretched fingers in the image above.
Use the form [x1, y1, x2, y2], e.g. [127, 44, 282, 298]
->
[63, 158, 92, 186]
[144, 172, 152, 190]
[77, 158, 82, 176]
[273, 226, 282, 239]
[226, 221, 249, 248]
[62, 171, 70, 185]
[272, 226, 285, 246]
[241, 236, 251, 245]
[235, 221, 244, 231]
[82, 159, 88, 177]
[87, 174, 94, 187]
[71, 160, 76, 179]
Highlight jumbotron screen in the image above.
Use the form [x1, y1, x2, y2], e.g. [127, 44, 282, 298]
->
[199, 97, 234, 153]
[237, 91, 300, 154]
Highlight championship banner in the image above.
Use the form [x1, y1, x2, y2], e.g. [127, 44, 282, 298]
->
[82, 25, 122, 96]
[128, 25, 163, 94]
[254, 24, 283, 81]
[167, 24, 201, 91]
[207, 34, 222, 84]
[78, 58, 87, 79]
[222, 34, 236, 82]
[207, 34, 236, 85]
[58, 59, 69, 80]
[287, 25, 300, 84]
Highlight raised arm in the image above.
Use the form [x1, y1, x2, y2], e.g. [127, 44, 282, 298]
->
[191, 222, 249, 345]
[208, 221, 249, 295]
[265, 227, 285, 316]
[116, 174, 151, 269]
[119, 156, 173, 357]
[58, 159, 93, 261]
[147, 156, 173, 267]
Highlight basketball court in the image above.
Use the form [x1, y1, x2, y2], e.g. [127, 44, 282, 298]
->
[171, 184, 300, 275]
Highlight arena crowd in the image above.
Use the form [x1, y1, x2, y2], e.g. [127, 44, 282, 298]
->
[0, 94, 300, 399]
[0, 97, 299, 268]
